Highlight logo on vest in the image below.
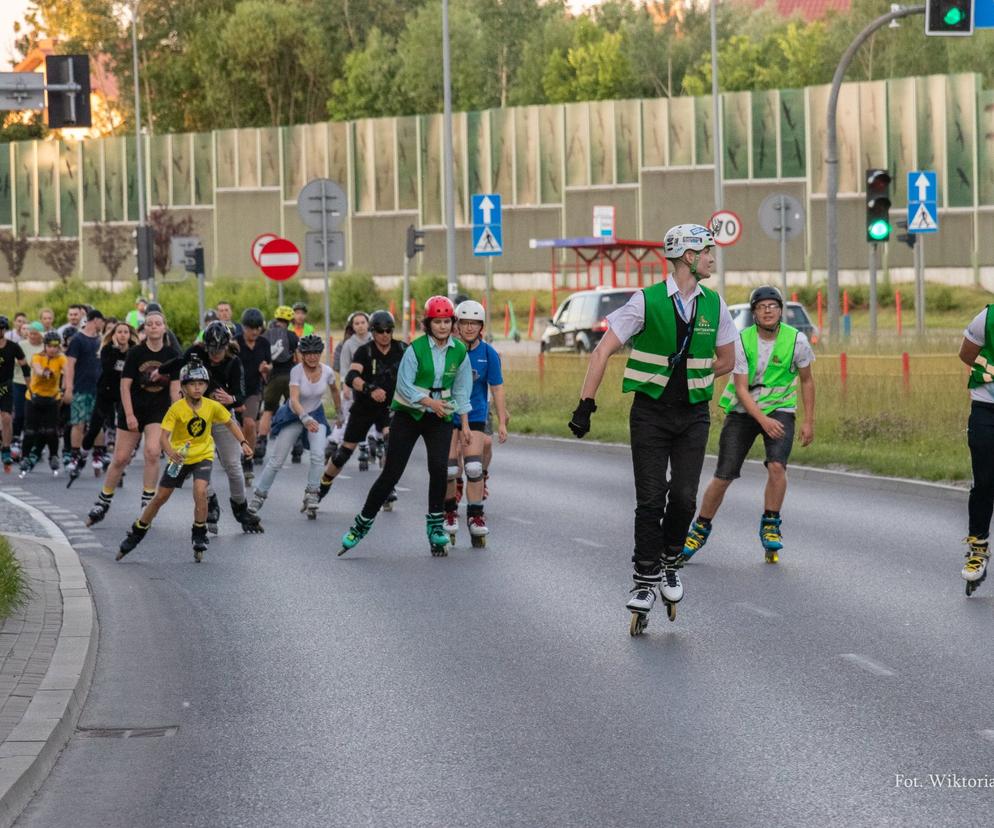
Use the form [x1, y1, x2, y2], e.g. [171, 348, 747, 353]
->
[772, 354, 782, 365]
[695, 315, 714, 333]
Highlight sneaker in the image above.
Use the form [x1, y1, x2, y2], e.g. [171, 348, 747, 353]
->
[626, 585, 656, 613]
[659, 567, 684, 603]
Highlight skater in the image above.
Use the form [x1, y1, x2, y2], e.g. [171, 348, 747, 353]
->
[161, 322, 263, 534]
[86, 311, 180, 526]
[125, 296, 147, 330]
[339, 296, 472, 558]
[442, 300, 508, 548]
[567, 224, 736, 633]
[258, 306, 299, 440]
[63, 309, 106, 483]
[115, 360, 254, 563]
[80, 321, 136, 476]
[0, 316, 29, 471]
[248, 335, 336, 521]
[290, 301, 314, 339]
[12, 322, 44, 449]
[332, 311, 372, 467]
[235, 308, 272, 485]
[683, 286, 815, 565]
[19, 331, 66, 477]
[215, 300, 242, 337]
[959, 301, 994, 595]
[318, 310, 404, 504]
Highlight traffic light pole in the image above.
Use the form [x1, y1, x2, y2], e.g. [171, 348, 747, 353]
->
[868, 243, 878, 340]
[915, 236, 926, 336]
[402, 253, 411, 343]
[131, 7, 153, 302]
[825, 4, 923, 341]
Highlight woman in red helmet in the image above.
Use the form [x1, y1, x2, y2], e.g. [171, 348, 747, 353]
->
[340, 295, 472, 557]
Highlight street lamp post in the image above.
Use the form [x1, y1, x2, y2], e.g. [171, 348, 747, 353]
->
[441, 0, 458, 300]
[130, 3, 152, 301]
[710, 0, 724, 294]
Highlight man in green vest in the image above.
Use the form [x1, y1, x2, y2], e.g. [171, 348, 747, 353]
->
[339, 295, 473, 557]
[125, 296, 147, 330]
[959, 303, 994, 595]
[568, 223, 736, 632]
[683, 286, 815, 565]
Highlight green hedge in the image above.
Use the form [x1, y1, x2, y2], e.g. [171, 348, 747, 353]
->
[0, 536, 27, 620]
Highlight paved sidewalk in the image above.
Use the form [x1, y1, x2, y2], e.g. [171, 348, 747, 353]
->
[0, 492, 97, 828]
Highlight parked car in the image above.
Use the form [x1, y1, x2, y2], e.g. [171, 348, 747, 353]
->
[726, 300, 819, 344]
[541, 287, 637, 353]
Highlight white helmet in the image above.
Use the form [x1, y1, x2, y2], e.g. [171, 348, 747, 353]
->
[663, 224, 715, 259]
[455, 300, 486, 323]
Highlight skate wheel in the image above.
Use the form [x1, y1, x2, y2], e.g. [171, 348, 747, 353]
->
[431, 544, 448, 558]
[448, 533, 457, 546]
[307, 511, 316, 520]
[338, 546, 350, 557]
[382, 502, 393, 512]
[194, 549, 204, 563]
[208, 525, 218, 535]
[471, 535, 486, 548]
[629, 612, 647, 636]
[666, 602, 677, 622]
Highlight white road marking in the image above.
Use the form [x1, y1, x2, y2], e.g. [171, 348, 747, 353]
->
[839, 653, 896, 677]
[979, 730, 994, 743]
[734, 601, 780, 618]
[571, 537, 605, 548]
[507, 516, 533, 525]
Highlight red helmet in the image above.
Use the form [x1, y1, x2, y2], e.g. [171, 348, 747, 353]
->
[424, 295, 455, 319]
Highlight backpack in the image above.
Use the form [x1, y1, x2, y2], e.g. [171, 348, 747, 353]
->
[264, 322, 292, 365]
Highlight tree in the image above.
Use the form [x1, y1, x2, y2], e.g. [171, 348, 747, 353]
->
[0, 224, 31, 305]
[89, 221, 133, 288]
[327, 28, 407, 120]
[148, 207, 195, 277]
[39, 224, 78, 285]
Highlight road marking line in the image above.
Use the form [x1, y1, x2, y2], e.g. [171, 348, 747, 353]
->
[571, 537, 605, 548]
[508, 516, 534, 525]
[735, 601, 780, 618]
[839, 653, 896, 677]
[979, 730, 994, 743]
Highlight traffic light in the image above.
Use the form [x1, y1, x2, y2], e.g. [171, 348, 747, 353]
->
[895, 220, 917, 250]
[133, 225, 155, 281]
[865, 169, 892, 243]
[406, 225, 425, 259]
[925, 0, 974, 35]
[184, 246, 205, 275]
[45, 55, 91, 129]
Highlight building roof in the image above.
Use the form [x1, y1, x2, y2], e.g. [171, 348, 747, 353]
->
[763, 0, 851, 21]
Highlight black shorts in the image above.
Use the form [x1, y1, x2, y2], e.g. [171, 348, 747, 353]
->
[714, 410, 796, 480]
[118, 404, 168, 433]
[451, 420, 486, 433]
[159, 458, 212, 489]
[0, 386, 12, 413]
[344, 405, 392, 444]
[263, 373, 291, 412]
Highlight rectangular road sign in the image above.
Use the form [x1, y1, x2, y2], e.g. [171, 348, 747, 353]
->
[907, 170, 938, 234]
[473, 224, 503, 256]
[305, 231, 346, 271]
[977, 1, 994, 28]
[0, 72, 44, 111]
[472, 194, 502, 227]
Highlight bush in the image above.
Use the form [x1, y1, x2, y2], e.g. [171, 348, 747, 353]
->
[327, 273, 385, 327]
[0, 536, 27, 620]
[390, 273, 463, 313]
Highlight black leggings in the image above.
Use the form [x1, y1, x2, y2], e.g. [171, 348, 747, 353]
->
[22, 396, 61, 461]
[968, 402, 994, 539]
[82, 396, 117, 452]
[361, 410, 452, 518]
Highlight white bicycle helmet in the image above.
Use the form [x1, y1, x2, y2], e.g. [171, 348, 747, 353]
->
[455, 300, 486, 322]
[663, 224, 715, 259]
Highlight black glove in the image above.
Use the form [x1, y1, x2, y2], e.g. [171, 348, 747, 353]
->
[568, 398, 597, 438]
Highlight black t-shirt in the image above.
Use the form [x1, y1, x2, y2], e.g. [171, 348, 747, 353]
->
[96, 345, 129, 404]
[122, 341, 180, 414]
[180, 345, 245, 410]
[349, 340, 406, 413]
[0, 340, 26, 386]
[235, 334, 272, 396]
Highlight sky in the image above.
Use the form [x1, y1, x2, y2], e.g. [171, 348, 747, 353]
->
[1, 0, 32, 67]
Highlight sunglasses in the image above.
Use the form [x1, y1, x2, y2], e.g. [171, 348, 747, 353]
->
[373, 327, 394, 334]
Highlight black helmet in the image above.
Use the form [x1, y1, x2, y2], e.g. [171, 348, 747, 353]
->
[0, 315, 9, 331]
[43, 330, 61, 346]
[749, 285, 783, 310]
[61, 326, 78, 346]
[369, 310, 395, 333]
[203, 320, 231, 353]
[292, 301, 308, 312]
[241, 307, 264, 328]
[298, 334, 324, 354]
[180, 359, 210, 385]
[145, 302, 163, 315]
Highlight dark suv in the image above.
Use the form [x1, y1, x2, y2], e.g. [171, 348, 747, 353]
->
[541, 288, 636, 353]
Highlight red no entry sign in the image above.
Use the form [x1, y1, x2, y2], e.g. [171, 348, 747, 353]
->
[259, 238, 300, 281]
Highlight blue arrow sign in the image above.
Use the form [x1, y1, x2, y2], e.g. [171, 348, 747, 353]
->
[473, 224, 502, 256]
[472, 194, 502, 227]
[907, 170, 938, 234]
[977, 1, 994, 28]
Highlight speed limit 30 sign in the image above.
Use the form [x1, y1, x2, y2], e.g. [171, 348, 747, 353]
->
[709, 210, 742, 247]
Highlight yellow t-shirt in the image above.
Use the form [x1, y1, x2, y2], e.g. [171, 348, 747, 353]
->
[160, 397, 232, 464]
[28, 353, 66, 399]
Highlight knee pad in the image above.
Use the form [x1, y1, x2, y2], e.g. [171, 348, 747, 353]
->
[464, 456, 484, 481]
[447, 459, 461, 480]
[332, 445, 355, 469]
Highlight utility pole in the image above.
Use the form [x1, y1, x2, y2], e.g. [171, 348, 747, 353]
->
[131, 3, 153, 301]
[710, 0, 724, 294]
[441, 0, 458, 300]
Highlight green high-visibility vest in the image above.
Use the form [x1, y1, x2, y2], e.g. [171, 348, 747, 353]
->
[968, 305, 994, 389]
[622, 281, 721, 404]
[391, 334, 467, 422]
[719, 323, 799, 414]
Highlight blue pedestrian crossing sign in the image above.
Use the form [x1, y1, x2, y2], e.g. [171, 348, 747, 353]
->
[907, 170, 938, 234]
[978, 1, 994, 29]
[472, 193, 503, 256]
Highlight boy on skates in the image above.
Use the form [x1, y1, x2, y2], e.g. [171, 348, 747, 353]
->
[115, 360, 253, 563]
[683, 286, 815, 564]
[568, 224, 736, 632]
[959, 302, 994, 594]
[0, 316, 29, 471]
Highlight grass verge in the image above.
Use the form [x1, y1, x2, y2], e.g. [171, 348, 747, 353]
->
[0, 536, 28, 620]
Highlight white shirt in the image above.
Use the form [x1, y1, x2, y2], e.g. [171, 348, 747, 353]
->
[606, 280, 738, 347]
[290, 363, 334, 414]
[964, 309, 994, 404]
[731, 329, 815, 414]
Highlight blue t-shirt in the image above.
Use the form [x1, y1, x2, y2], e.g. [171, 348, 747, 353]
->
[65, 331, 101, 394]
[466, 341, 503, 424]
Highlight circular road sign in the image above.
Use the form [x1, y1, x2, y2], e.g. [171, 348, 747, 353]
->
[297, 179, 348, 232]
[251, 233, 278, 266]
[259, 238, 301, 282]
[709, 210, 742, 247]
[758, 194, 805, 242]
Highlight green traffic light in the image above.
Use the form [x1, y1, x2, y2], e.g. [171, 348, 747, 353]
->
[868, 219, 891, 241]
[943, 6, 965, 25]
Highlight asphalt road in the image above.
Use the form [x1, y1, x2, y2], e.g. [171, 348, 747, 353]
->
[7, 436, 993, 828]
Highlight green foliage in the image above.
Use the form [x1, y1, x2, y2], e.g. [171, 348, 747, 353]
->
[390, 274, 462, 312]
[0, 537, 27, 620]
[328, 29, 406, 120]
[328, 274, 386, 326]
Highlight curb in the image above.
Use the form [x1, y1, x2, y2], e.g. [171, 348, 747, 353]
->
[512, 433, 970, 503]
[0, 496, 98, 828]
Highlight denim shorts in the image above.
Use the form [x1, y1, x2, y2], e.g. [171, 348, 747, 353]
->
[714, 410, 796, 480]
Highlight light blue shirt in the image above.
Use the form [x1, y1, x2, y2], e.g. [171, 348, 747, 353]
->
[396, 335, 473, 415]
